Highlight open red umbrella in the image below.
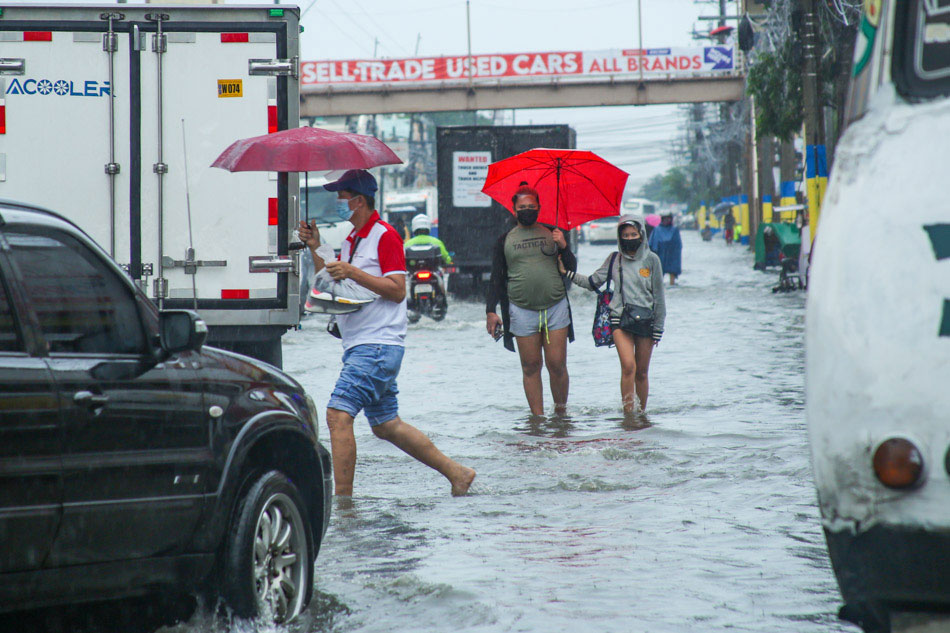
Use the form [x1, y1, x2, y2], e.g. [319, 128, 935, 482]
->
[211, 126, 402, 172]
[480, 148, 629, 230]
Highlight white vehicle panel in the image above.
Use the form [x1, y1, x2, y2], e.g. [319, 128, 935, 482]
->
[137, 32, 282, 300]
[0, 32, 130, 258]
[806, 86, 950, 531]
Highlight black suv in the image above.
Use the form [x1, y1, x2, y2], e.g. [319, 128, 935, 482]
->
[0, 201, 331, 622]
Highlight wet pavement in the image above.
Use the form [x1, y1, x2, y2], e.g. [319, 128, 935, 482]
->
[160, 232, 852, 632]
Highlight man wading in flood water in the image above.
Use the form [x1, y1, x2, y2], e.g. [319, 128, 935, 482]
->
[486, 182, 577, 416]
[298, 169, 475, 496]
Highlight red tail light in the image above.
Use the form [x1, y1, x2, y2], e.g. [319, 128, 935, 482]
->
[873, 437, 925, 489]
[416, 271, 432, 280]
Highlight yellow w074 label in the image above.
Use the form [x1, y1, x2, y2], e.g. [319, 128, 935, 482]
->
[217, 79, 243, 98]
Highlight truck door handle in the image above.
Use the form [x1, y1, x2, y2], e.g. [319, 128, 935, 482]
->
[74, 391, 110, 407]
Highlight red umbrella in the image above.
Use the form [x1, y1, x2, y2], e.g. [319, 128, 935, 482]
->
[480, 148, 629, 230]
[211, 126, 402, 172]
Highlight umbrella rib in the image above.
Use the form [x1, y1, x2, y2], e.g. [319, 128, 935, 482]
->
[555, 164, 622, 207]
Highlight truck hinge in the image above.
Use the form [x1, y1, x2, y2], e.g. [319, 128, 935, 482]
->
[120, 262, 153, 279]
[105, 163, 120, 175]
[249, 255, 297, 275]
[153, 163, 168, 174]
[0, 59, 26, 76]
[249, 57, 299, 79]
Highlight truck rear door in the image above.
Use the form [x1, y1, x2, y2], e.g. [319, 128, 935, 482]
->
[0, 6, 299, 334]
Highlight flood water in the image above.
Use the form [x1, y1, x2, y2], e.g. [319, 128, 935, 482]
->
[178, 232, 852, 632]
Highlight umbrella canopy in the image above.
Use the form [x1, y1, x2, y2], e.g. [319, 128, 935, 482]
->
[645, 213, 662, 227]
[480, 148, 629, 230]
[211, 126, 402, 173]
[711, 201, 736, 216]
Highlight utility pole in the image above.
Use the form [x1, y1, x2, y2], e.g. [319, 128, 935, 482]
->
[466, 0, 476, 125]
[800, 0, 826, 244]
[637, 0, 644, 83]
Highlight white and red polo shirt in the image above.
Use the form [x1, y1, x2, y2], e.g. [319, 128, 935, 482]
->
[336, 212, 408, 350]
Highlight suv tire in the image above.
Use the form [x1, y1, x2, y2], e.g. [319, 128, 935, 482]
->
[222, 470, 314, 622]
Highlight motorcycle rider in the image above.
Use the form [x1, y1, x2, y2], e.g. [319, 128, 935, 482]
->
[404, 214, 453, 265]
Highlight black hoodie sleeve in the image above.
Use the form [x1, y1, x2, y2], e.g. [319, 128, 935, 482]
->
[558, 241, 577, 273]
[486, 233, 507, 314]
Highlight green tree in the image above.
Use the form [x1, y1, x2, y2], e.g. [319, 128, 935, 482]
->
[640, 167, 702, 210]
[746, 42, 803, 142]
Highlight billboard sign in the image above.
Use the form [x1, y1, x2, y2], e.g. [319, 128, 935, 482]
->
[300, 47, 735, 88]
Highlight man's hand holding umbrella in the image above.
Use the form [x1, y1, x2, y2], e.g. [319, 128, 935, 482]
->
[297, 220, 325, 268]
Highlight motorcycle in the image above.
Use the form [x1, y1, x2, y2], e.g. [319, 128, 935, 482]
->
[404, 243, 448, 323]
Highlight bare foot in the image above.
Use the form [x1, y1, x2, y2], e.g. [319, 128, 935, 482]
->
[450, 466, 476, 496]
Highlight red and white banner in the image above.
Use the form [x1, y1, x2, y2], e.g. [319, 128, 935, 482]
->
[300, 47, 735, 87]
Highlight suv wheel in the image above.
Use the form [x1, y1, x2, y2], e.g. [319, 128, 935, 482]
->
[222, 470, 314, 622]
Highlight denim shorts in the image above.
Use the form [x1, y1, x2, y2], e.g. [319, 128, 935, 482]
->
[327, 343, 404, 426]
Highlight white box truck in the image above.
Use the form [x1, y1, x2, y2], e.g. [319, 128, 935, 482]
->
[0, 3, 301, 366]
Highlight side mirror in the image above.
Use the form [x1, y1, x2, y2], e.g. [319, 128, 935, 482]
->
[159, 310, 208, 354]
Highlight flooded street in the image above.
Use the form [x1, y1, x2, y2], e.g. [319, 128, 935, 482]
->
[269, 233, 851, 633]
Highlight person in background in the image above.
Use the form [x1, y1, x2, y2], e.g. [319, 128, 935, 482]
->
[298, 169, 475, 497]
[486, 182, 577, 416]
[722, 210, 736, 246]
[561, 215, 665, 414]
[404, 214, 453, 265]
[648, 212, 682, 285]
[391, 216, 410, 242]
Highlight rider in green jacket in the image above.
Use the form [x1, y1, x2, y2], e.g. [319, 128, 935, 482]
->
[403, 214, 453, 265]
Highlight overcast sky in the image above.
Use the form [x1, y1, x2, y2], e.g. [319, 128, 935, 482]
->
[290, 0, 737, 192]
[32, 0, 738, 192]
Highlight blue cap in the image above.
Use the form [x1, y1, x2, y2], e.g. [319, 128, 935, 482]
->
[324, 169, 378, 197]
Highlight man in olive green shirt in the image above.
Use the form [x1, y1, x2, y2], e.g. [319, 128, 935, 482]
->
[486, 184, 576, 416]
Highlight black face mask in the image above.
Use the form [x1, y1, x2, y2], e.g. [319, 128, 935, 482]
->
[516, 209, 539, 226]
[620, 237, 642, 253]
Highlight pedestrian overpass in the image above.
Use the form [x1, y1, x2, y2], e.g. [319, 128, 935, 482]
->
[298, 48, 746, 116]
[300, 74, 745, 116]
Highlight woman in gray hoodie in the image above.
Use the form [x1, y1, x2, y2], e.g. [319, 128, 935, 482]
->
[562, 214, 666, 413]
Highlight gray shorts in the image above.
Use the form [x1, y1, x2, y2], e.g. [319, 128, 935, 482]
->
[509, 297, 571, 337]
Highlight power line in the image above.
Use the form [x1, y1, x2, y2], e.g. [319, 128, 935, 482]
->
[310, 6, 376, 56]
[345, 0, 414, 56]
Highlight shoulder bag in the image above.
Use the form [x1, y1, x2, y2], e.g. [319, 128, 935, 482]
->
[591, 252, 618, 347]
[618, 256, 655, 338]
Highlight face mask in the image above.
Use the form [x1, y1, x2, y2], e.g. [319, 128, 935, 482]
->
[336, 199, 354, 221]
[620, 237, 642, 253]
[516, 209, 538, 225]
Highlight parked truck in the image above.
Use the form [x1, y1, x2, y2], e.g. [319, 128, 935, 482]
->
[0, 3, 301, 366]
[435, 124, 577, 296]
